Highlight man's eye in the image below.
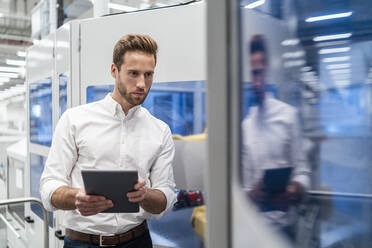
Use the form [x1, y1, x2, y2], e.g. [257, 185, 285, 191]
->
[145, 72, 153, 77]
[129, 71, 138, 76]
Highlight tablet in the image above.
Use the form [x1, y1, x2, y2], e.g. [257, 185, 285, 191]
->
[81, 169, 139, 213]
[263, 167, 292, 194]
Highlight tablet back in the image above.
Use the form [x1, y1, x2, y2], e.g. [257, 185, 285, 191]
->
[263, 167, 292, 194]
[82, 170, 139, 213]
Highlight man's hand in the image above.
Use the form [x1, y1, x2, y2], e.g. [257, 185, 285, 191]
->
[75, 189, 113, 216]
[126, 181, 167, 214]
[127, 181, 148, 203]
[286, 181, 305, 204]
[268, 181, 305, 211]
[248, 180, 267, 203]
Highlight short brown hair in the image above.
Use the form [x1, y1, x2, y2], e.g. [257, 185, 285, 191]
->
[249, 34, 268, 62]
[113, 34, 158, 70]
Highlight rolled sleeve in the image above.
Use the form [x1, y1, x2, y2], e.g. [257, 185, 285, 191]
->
[40, 110, 77, 211]
[150, 127, 176, 218]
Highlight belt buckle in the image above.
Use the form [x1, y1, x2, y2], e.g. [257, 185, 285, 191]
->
[99, 234, 116, 247]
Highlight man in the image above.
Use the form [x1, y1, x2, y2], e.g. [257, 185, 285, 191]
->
[241, 34, 311, 239]
[40, 34, 176, 247]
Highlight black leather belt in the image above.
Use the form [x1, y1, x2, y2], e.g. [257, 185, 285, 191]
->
[65, 221, 147, 247]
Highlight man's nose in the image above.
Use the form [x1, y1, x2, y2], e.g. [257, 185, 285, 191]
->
[136, 75, 146, 89]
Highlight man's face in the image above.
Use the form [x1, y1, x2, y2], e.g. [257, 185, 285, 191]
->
[112, 51, 155, 107]
[250, 51, 267, 98]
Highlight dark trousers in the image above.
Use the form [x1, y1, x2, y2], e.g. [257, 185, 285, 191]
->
[63, 230, 153, 248]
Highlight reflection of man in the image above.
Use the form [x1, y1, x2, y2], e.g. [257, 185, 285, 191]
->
[242, 34, 311, 239]
[40, 34, 176, 247]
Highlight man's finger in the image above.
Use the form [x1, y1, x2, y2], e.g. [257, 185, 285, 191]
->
[128, 195, 145, 203]
[79, 205, 112, 213]
[127, 190, 145, 198]
[76, 200, 113, 209]
[134, 181, 146, 190]
[78, 195, 107, 202]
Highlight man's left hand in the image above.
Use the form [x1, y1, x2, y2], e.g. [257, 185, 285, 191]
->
[127, 181, 148, 203]
[286, 181, 305, 204]
[267, 181, 305, 211]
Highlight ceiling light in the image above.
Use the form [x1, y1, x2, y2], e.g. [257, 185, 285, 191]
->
[281, 39, 300, 46]
[17, 51, 26, 57]
[0, 72, 18, 78]
[323, 56, 350, 63]
[315, 40, 349, 48]
[244, 0, 265, 9]
[0, 66, 25, 73]
[282, 51, 305, 59]
[334, 80, 350, 86]
[108, 3, 138, 12]
[319, 47, 350, 54]
[6, 59, 26, 66]
[326, 63, 351, 69]
[284, 60, 305, 68]
[306, 11, 352, 23]
[313, 33, 352, 42]
[301, 66, 312, 72]
[0, 78, 10, 83]
[333, 74, 351, 80]
[329, 69, 351, 75]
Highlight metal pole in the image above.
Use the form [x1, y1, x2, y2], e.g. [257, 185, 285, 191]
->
[0, 197, 49, 248]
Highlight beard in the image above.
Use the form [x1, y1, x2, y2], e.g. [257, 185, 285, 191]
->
[117, 81, 148, 106]
[252, 81, 265, 106]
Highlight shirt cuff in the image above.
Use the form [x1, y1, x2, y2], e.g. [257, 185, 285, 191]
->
[292, 174, 310, 190]
[151, 186, 176, 219]
[40, 180, 69, 211]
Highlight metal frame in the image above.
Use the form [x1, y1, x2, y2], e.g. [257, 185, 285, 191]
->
[0, 197, 49, 248]
[206, 0, 231, 247]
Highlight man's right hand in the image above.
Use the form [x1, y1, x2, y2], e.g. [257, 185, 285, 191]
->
[75, 189, 113, 216]
[248, 180, 267, 203]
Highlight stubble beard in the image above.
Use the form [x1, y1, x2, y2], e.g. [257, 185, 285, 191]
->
[118, 81, 147, 106]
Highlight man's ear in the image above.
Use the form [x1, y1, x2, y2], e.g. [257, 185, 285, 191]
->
[110, 63, 117, 78]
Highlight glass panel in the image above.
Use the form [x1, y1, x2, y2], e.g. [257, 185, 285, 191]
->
[238, 0, 372, 247]
[143, 81, 206, 135]
[86, 85, 114, 103]
[59, 73, 68, 117]
[30, 153, 53, 227]
[29, 78, 53, 146]
[86, 81, 206, 136]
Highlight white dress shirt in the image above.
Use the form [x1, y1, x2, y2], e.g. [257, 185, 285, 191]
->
[241, 95, 311, 227]
[40, 94, 176, 235]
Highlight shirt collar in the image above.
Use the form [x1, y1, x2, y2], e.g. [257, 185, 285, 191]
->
[103, 93, 141, 119]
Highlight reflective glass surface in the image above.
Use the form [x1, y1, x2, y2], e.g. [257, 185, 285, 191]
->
[30, 153, 53, 227]
[238, 0, 372, 246]
[59, 73, 68, 117]
[29, 78, 53, 146]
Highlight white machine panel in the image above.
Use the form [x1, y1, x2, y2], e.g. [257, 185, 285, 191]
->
[26, 32, 56, 248]
[54, 22, 71, 127]
[173, 140, 206, 191]
[27, 35, 55, 84]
